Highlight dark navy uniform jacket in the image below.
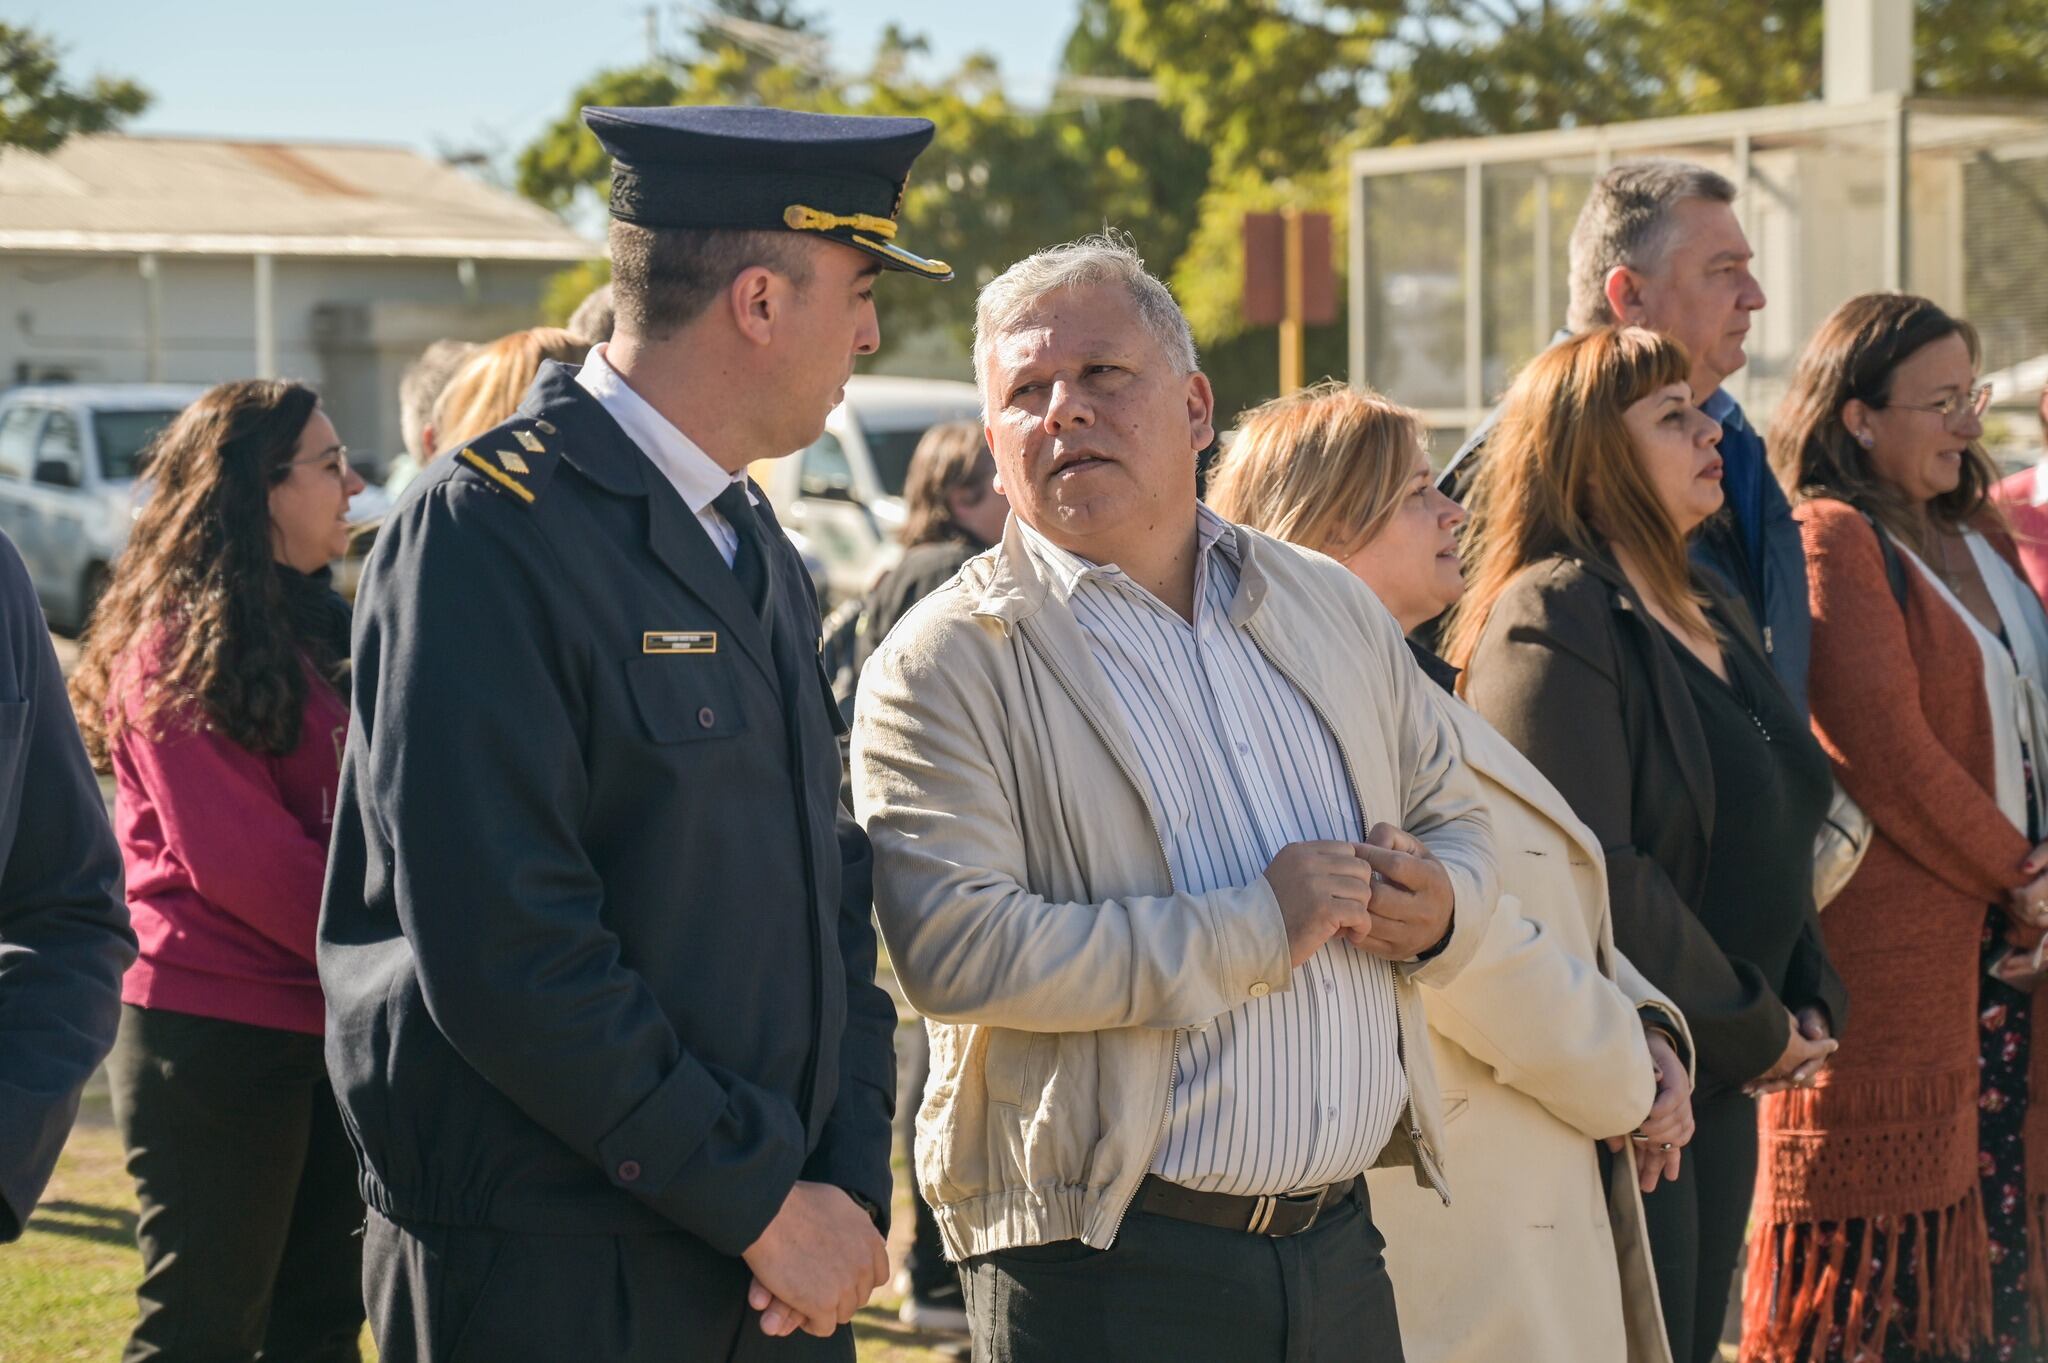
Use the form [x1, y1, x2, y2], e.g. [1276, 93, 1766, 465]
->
[318, 363, 892, 1258]
[0, 530, 131, 1240]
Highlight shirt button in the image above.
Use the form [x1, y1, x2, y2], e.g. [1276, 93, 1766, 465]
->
[697, 707, 716, 729]
[617, 1160, 642, 1183]
[1326, 1107, 1339, 1121]
[1322, 977, 1336, 993]
[1248, 981, 1271, 999]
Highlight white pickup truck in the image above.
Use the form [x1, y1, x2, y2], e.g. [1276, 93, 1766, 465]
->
[0, 383, 205, 632]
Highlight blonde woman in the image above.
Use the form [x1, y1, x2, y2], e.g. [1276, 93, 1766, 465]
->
[430, 326, 589, 456]
[1209, 379, 1695, 1363]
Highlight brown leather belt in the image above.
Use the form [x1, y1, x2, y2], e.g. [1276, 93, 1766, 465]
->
[1133, 1173, 1363, 1238]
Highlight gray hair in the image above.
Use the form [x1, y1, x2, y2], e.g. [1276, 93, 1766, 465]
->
[398, 338, 480, 460]
[972, 233, 1198, 406]
[1566, 160, 1737, 334]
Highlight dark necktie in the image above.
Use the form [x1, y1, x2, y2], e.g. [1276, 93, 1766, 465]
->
[711, 482, 776, 634]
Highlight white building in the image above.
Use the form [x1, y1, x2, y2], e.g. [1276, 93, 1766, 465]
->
[0, 133, 597, 473]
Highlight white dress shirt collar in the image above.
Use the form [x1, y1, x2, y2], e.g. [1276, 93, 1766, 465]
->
[573, 343, 749, 512]
[1016, 504, 1234, 607]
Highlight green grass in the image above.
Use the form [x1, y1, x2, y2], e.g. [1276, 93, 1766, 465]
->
[1, 1113, 961, 1363]
[2, 1121, 136, 1361]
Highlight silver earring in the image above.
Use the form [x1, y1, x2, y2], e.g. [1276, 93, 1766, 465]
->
[1857, 432, 1875, 450]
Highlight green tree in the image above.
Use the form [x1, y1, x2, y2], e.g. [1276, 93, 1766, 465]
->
[0, 22, 149, 153]
[517, 1, 1174, 369]
[1117, 0, 2048, 364]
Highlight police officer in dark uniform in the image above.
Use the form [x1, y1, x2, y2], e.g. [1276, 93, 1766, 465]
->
[318, 105, 952, 1361]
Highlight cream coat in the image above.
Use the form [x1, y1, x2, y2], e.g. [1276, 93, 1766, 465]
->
[852, 517, 1500, 1260]
[1367, 686, 1695, 1363]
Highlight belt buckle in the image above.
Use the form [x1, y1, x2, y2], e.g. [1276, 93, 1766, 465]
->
[1247, 1185, 1328, 1236]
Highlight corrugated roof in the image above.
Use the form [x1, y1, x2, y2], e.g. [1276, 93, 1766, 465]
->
[0, 133, 597, 261]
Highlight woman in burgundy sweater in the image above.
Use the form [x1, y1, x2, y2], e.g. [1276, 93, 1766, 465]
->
[71, 379, 367, 1363]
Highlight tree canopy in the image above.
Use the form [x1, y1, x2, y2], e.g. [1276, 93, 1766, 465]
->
[0, 22, 149, 153]
[517, 0, 2048, 416]
[518, 0, 1192, 374]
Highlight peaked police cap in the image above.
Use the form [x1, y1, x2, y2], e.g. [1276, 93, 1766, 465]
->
[582, 104, 953, 281]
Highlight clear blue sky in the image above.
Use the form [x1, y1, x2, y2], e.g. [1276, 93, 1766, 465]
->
[28, 1, 1077, 157]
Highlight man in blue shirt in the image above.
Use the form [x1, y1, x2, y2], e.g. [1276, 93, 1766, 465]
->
[1437, 162, 1801, 710]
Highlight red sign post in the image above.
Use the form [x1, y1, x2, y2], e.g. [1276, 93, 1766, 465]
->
[1243, 209, 1336, 394]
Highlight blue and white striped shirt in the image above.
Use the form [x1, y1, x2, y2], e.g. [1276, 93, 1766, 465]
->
[1018, 508, 1407, 1196]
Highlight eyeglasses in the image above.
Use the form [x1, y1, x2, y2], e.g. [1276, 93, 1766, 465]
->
[285, 446, 354, 481]
[1885, 384, 1993, 424]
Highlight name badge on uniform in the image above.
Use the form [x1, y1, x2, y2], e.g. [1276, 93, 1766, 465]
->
[644, 630, 718, 655]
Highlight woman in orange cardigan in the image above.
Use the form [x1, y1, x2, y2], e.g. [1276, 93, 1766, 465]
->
[1747, 293, 2048, 1362]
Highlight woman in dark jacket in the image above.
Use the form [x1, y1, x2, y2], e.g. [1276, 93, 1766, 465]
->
[850, 420, 1008, 680]
[1446, 327, 1848, 1363]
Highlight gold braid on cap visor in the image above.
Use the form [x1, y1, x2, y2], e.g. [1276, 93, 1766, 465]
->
[783, 204, 900, 238]
[782, 203, 953, 277]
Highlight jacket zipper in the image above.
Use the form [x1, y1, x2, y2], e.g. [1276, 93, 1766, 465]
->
[1243, 620, 1451, 1205]
[1015, 623, 1182, 1242]
[1389, 970, 1448, 1202]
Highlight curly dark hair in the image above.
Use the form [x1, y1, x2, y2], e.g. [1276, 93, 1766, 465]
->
[71, 379, 342, 770]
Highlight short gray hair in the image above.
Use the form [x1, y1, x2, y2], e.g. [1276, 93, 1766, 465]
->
[398, 338, 480, 460]
[1567, 160, 1737, 333]
[973, 233, 1198, 405]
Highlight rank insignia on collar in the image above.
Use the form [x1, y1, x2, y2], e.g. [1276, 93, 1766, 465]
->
[513, 428, 546, 454]
[497, 449, 531, 476]
[456, 447, 535, 503]
[644, 630, 717, 654]
[533, 419, 558, 436]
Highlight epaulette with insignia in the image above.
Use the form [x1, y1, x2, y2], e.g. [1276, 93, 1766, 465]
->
[452, 417, 562, 506]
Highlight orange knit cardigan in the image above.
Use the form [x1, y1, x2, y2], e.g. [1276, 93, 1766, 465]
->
[1745, 498, 2046, 1361]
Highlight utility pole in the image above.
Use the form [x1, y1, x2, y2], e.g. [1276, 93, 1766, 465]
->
[1279, 207, 1306, 395]
[645, 5, 660, 65]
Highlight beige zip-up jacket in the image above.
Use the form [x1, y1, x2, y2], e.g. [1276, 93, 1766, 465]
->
[851, 515, 1499, 1260]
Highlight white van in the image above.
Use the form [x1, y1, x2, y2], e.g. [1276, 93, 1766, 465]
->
[754, 375, 981, 606]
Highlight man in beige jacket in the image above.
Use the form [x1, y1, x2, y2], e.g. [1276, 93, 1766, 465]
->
[851, 235, 1498, 1362]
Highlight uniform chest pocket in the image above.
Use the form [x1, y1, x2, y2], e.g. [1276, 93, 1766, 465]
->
[623, 655, 747, 743]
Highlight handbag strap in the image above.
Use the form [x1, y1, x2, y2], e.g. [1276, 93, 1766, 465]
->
[1857, 507, 1910, 613]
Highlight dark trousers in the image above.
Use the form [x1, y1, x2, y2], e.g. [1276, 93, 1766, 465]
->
[106, 1004, 365, 1363]
[1641, 1085, 1756, 1363]
[894, 1022, 955, 1302]
[363, 1211, 854, 1363]
[961, 1181, 1405, 1363]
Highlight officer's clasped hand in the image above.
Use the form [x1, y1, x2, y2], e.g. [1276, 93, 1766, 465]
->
[743, 1180, 890, 1338]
